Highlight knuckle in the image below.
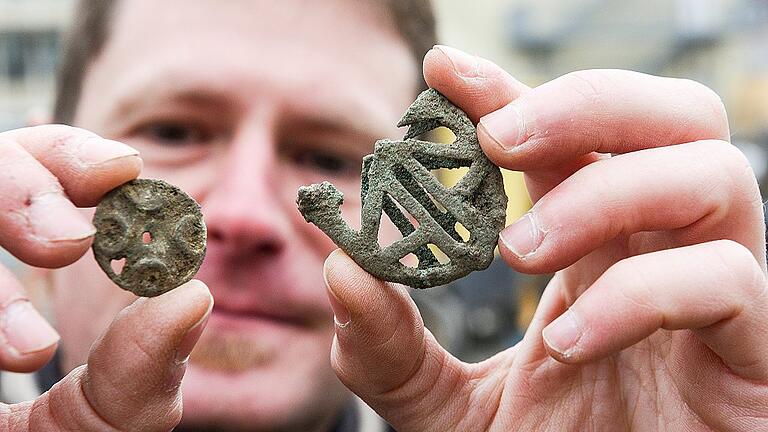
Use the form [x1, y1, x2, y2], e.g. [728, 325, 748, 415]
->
[710, 239, 766, 297]
[43, 366, 123, 432]
[676, 78, 729, 139]
[29, 124, 96, 141]
[477, 56, 506, 83]
[603, 257, 659, 312]
[123, 331, 166, 370]
[699, 138, 739, 155]
[560, 69, 614, 102]
[567, 160, 632, 238]
[699, 139, 747, 172]
[719, 141, 755, 178]
[700, 140, 761, 202]
[8, 124, 101, 160]
[41, 125, 98, 154]
[132, 401, 182, 431]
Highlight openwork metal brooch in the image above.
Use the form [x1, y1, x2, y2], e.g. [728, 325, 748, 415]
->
[297, 89, 507, 288]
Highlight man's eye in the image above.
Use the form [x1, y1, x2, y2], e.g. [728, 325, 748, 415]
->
[294, 150, 360, 176]
[139, 122, 211, 146]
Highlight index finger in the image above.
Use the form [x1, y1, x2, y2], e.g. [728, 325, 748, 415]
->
[424, 48, 730, 205]
[423, 47, 604, 205]
[2, 125, 142, 207]
[476, 69, 730, 173]
[0, 125, 141, 267]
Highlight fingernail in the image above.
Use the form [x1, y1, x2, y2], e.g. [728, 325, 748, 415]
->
[542, 310, 583, 358]
[1, 300, 60, 355]
[499, 212, 544, 258]
[28, 193, 96, 242]
[324, 251, 351, 328]
[478, 103, 525, 150]
[175, 296, 213, 364]
[433, 45, 483, 79]
[77, 138, 139, 166]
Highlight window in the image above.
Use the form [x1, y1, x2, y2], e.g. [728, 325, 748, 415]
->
[0, 30, 60, 84]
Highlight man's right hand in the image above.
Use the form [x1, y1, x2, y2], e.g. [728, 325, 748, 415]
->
[0, 125, 212, 431]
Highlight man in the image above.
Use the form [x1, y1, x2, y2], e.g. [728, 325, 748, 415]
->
[0, 0, 766, 431]
[3, 1, 431, 430]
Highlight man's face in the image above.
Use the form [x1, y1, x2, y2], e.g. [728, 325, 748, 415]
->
[50, 0, 416, 429]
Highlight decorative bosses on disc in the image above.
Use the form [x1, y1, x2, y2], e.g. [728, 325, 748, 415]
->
[92, 179, 207, 297]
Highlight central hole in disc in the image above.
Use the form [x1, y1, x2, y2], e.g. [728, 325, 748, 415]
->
[142, 232, 152, 244]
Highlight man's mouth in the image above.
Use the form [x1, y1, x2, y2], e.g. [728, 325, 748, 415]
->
[189, 304, 308, 373]
[209, 303, 308, 329]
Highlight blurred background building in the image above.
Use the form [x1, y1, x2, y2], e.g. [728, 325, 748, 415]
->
[1, 0, 768, 361]
[0, 0, 71, 131]
[432, 0, 768, 187]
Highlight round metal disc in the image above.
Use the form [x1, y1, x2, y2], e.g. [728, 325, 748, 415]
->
[92, 179, 207, 297]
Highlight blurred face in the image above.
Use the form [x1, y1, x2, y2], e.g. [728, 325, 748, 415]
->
[49, 0, 416, 430]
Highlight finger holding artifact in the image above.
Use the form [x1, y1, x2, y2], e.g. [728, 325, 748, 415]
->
[1, 125, 142, 206]
[0, 138, 96, 268]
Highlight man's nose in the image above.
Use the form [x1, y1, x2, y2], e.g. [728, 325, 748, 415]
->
[201, 129, 289, 258]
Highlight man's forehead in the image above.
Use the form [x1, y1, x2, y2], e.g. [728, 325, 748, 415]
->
[111, 0, 397, 49]
[102, 0, 416, 95]
[81, 0, 417, 137]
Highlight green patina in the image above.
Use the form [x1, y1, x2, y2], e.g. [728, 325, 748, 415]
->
[93, 179, 207, 297]
[297, 89, 507, 288]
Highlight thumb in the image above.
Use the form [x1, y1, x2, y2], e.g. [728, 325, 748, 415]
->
[324, 250, 471, 432]
[17, 279, 212, 432]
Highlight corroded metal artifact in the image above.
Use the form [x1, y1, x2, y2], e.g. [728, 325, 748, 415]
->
[92, 179, 207, 297]
[297, 89, 507, 288]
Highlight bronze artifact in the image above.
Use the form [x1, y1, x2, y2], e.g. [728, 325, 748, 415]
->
[297, 89, 507, 288]
[92, 179, 207, 297]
